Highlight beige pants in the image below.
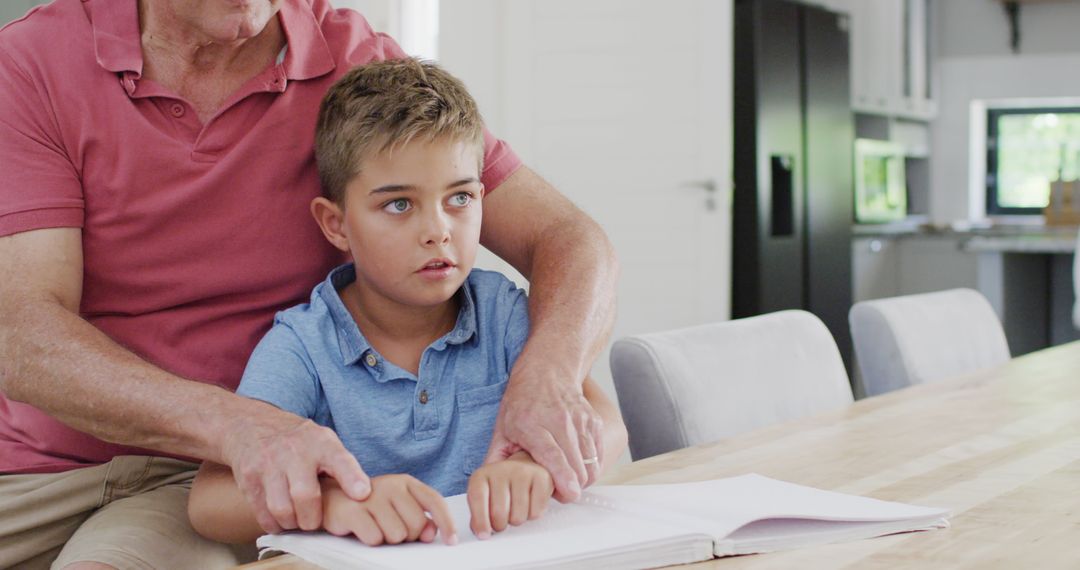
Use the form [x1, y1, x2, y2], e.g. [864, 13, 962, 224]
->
[0, 455, 257, 569]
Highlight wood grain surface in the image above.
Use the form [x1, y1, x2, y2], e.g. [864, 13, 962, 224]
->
[241, 341, 1080, 569]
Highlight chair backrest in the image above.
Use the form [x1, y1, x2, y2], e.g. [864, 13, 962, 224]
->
[1074, 229, 1080, 330]
[610, 310, 853, 461]
[849, 288, 1010, 397]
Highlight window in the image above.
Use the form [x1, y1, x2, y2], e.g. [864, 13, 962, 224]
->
[987, 106, 1080, 215]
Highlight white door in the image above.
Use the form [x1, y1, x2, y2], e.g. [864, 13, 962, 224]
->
[441, 0, 732, 421]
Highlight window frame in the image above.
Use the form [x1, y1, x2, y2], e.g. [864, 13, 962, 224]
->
[986, 105, 1080, 216]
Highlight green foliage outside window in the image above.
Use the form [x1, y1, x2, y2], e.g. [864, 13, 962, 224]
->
[995, 110, 1080, 209]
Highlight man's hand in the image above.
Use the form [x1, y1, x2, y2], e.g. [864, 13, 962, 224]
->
[220, 401, 372, 534]
[322, 475, 457, 546]
[483, 360, 603, 503]
[468, 451, 555, 538]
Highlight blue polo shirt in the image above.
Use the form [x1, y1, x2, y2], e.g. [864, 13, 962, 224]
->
[236, 263, 530, 496]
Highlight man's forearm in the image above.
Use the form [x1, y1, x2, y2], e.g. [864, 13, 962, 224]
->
[0, 298, 252, 463]
[518, 214, 618, 384]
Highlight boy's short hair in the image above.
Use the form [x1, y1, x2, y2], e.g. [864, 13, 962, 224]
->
[315, 58, 485, 203]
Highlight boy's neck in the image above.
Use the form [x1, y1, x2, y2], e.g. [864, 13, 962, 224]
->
[340, 283, 461, 360]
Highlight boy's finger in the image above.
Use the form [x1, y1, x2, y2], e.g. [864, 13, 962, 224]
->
[348, 508, 384, 546]
[409, 480, 458, 545]
[489, 475, 511, 532]
[508, 477, 530, 526]
[529, 474, 554, 520]
[419, 519, 437, 543]
[390, 492, 431, 542]
[370, 504, 409, 545]
[467, 476, 492, 540]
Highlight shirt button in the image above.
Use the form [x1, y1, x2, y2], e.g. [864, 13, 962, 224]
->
[169, 103, 185, 118]
[365, 353, 378, 367]
[418, 390, 429, 405]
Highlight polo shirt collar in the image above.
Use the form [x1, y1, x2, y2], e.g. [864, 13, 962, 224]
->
[86, 0, 141, 75]
[86, 0, 334, 80]
[321, 264, 479, 370]
[277, 0, 336, 81]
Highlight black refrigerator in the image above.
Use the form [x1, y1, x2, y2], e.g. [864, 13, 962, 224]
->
[732, 0, 854, 370]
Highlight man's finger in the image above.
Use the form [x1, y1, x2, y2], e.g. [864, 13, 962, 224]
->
[591, 415, 605, 477]
[525, 431, 581, 503]
[243, 482, 284, 534]
[577, 425, 601, 487]
[482, 430, 520, 465]
[263, 469, 299, 530]
[409, 480, 458, 545]
[320, 446, 371, 501]
[467, 476, 492, 540]
[547, 419, 588, 495]
[287, 465, 324, 531]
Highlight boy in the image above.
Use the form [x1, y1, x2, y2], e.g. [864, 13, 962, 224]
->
[187, 58, 627, 547]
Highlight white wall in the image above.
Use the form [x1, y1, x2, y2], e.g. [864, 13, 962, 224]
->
[930, 0, 1080, 223]
[1, 0, 46, 27]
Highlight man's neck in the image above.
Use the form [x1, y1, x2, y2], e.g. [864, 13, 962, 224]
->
[138, 0, 284, 76]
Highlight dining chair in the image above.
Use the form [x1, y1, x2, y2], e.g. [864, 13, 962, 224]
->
[1073, 228, 1079, 330]
[609, 310, 853, 461]
[849, 288, 1010, 398]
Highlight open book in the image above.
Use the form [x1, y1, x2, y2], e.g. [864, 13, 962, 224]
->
[257, 473, 950, 569]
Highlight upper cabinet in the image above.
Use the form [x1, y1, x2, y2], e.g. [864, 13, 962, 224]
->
[808, 0, 936, 121]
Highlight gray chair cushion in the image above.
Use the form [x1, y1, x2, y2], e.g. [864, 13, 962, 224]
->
[610, 310, 853, 461]
[850, 288, 1010, 398]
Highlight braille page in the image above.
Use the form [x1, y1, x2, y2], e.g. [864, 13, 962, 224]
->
[257, 492, 712, 570]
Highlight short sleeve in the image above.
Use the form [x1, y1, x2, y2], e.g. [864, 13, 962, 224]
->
[502, 285, 531, 371]
[370, 31, 523, 194]
[236, 323, 321, 419]
[0, 48, 83, 237]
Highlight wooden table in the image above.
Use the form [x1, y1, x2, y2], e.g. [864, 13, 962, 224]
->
[243, 341, 1080, 569]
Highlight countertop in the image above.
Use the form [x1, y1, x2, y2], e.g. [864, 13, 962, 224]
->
[854, 221, 1078, 254]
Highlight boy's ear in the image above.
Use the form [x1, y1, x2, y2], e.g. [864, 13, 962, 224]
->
[310, 197, 350, 253]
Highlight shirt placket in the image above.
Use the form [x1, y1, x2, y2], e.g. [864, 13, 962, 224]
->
[413, 350, 442, 438]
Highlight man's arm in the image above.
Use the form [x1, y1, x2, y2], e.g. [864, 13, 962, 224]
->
[479, 166, 619, 502]
[0, 227, 370, 534]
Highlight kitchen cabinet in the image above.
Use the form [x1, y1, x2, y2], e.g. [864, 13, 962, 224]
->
[809, 0, 935, 120]
[852, 236, 901, 302]
[854, 231, 1079, 357]
[853, 234, 978, 303]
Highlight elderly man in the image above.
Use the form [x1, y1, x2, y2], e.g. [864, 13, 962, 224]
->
[0, 0, 617, 568]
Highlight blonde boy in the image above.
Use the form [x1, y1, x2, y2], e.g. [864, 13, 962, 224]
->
[187, 59, 627, 546]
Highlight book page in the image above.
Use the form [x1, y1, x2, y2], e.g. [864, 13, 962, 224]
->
[588, 473, 949, 539]
[259, 492, 713, 570]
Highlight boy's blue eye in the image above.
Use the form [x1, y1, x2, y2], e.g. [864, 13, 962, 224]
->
[450, 192, 472, 207]
[383, 198, 411, 214]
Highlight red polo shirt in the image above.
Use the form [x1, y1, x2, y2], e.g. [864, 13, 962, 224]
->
[0, 0, 521, 474]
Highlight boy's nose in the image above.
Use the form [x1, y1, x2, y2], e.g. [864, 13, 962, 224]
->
[421, 212, 452, 246]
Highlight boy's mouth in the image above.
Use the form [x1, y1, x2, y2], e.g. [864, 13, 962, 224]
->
[419, 258, 455, 271]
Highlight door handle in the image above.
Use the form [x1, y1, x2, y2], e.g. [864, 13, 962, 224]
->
[680, 179, 719, 211]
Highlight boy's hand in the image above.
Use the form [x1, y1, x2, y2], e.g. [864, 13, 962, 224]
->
[321, 474, 458, 546]
[467, 451, 555, 539]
